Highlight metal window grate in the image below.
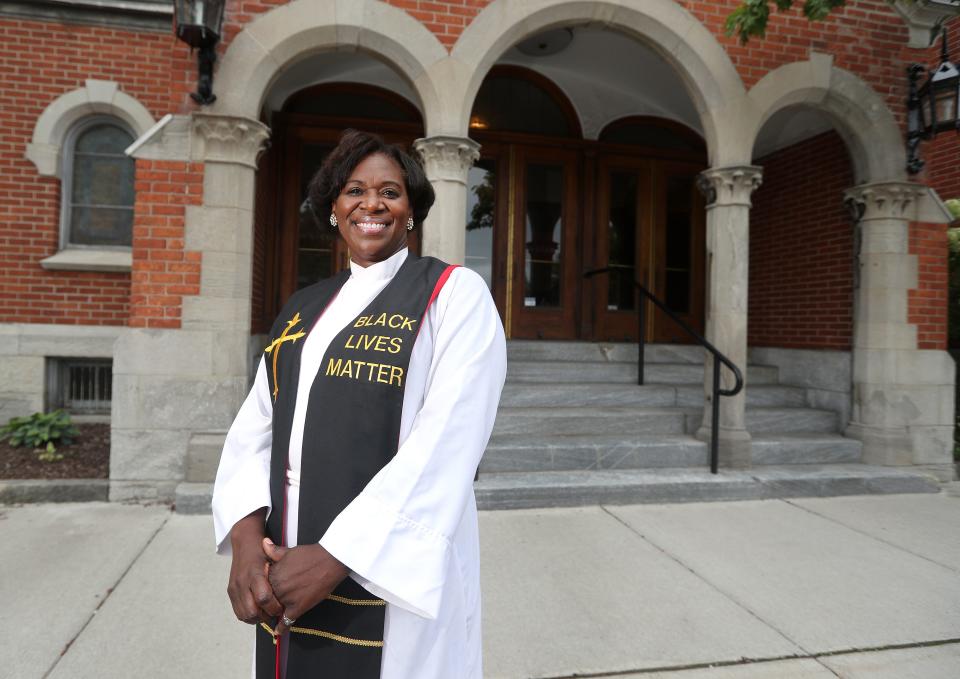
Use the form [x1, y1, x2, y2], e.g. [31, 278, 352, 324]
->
[50, 359, 112, 414]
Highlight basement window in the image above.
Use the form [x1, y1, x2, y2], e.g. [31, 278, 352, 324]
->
[46, 358, 113, 415]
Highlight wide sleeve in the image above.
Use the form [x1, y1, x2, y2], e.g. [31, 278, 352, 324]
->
[211, 356, 274, 554]
[318, 268, 506, 619]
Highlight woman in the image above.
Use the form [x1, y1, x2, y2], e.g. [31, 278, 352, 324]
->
[212, 129, 506, 679]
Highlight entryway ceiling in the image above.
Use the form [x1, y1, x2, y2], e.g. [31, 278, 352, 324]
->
[264, 26, 834, 159]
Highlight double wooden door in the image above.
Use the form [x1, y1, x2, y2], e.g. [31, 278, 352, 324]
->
[468, 141, 705, 341]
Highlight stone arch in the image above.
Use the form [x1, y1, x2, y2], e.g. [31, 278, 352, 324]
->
[746, 53, 906, 183]
[210, 0, 448, 132]
[444, 0, 748, 166]
[25, 79, 155, 177]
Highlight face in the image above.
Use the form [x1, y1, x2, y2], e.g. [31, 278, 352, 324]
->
[333, 152, 411, 268]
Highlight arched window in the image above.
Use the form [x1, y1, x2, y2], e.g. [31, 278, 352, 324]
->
[61, 117, 135, 248]
[470, 66, 581, 138]
[599, 116, 706, 154]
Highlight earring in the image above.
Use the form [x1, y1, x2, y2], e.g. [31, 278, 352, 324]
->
[329, 213, 338, 229]
[406, 217, 414, 231]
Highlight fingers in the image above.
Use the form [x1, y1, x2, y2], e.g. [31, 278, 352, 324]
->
[252, 573, 284, 618]
[274, 608, 298, 637]
[262, 537, 289, 563]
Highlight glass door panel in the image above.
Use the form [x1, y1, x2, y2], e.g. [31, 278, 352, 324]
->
[465, 158, 497, 290]
[593, 157, 651, 341]
[606, 171, 639, 312]
[652, 164, 705, 342]
[523, 163, 563, 308]
[296, 143, 336, 290]
[509, 147, 578, 339]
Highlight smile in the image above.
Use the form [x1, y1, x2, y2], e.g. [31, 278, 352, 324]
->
[353, 220, 391, 235]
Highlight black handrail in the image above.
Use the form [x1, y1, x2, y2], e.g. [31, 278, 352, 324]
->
[584, 267, 744, 474]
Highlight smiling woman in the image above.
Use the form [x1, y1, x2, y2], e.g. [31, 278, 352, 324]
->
[212, 130, 506, 679]
[307, 130, 435, 268]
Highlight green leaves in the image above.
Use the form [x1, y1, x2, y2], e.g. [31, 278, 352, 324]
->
[0, 410, 79, 462]
[725, 0, 849, 44]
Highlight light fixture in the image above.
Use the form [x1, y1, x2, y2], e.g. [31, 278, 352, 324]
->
[516, 28, 574, 57]
[173, 0, 226, 106]
[907, 27, 960, 174]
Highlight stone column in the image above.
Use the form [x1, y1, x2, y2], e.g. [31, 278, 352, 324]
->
[695, 166, 763, 469]
[110, 113, 270, 501]
[414, 136, 480, 264]
[844, 181, 955, 476]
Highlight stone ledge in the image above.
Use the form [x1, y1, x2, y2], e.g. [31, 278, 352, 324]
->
[175, 481, 214, 515]
[0, 479, 108, 504]
[40, 248, 132, 273]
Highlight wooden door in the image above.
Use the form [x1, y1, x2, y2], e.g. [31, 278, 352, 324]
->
[592, 155, 653, 341]
[508, 146, 579, 339]
[650, 162, 705, 342]
[590, 156, 705, 343]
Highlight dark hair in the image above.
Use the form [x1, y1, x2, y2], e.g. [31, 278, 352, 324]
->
[306, 129, 435, 230]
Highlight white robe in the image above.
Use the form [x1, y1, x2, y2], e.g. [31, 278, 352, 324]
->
[212, 247, 506, 679]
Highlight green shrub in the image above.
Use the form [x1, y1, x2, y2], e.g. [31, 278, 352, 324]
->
[0, 410, 80, 462]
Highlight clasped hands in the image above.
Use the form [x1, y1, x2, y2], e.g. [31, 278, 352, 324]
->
[227, 509, 349, 637]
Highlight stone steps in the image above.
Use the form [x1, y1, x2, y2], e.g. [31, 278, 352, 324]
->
[481, 432, 862, 473]
[175, 342, 903, 513]
[507, 340, 703, 364]
[505, 360, 779, 385]
[473, 465, 940, 510]
[499, 383, 807, 408]
[492, 405, 839, 437]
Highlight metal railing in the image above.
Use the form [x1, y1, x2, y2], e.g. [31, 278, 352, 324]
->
[584, 268, 744, 474]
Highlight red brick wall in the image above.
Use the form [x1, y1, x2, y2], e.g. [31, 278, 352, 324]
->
[128, 160, 203, 329]
[0, 17, 185, 326]
[909, 222, 948, 350]
[749, 131, 855, 349]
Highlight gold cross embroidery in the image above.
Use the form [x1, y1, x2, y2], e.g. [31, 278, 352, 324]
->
[264, 312, 307, 402]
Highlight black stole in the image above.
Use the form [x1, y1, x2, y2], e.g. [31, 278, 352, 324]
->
[256, 253, 454, 679]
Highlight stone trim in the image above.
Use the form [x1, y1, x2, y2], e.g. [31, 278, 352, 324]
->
[192, 113, 270, 169]
[414, 136, 480, 182]
[844, 181, 955, 223]
[0, 0, 172, 32]
[747, 55, 905, 184]
[211, 0, 446, 127]
[892, 0, 960, 48]
[25, 79, 156, 178]
[844, 182, 927, 221]
[697, 166, 763, 208]
[39, 248, 132, 273]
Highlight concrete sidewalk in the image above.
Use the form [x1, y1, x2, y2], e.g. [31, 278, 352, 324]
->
[4, 494, 959, 678]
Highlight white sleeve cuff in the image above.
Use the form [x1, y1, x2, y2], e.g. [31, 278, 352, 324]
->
[212, 454, 272, 555]
[320, 492, 449, 620]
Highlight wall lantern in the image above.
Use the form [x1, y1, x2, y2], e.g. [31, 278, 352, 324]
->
[907, 28, 960, 174]
[173, 0, 226, 106]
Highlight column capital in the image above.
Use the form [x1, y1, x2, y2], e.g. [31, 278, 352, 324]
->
[192, 113, 270, 169]
[414, 135, 480, 182]
[696, 166, 763, 208]
[843, 181, 927, 222]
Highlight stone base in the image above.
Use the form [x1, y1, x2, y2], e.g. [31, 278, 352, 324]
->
[695, 426, 752, 469]
[845, 422, 913, 466]
[913, 464, 958, 483]
[109, 479, 179, 504]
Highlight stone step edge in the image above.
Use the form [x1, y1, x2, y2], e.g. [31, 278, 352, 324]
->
[173, 465, 940, 514]
[473, 465, 940, 510]
[0, 479, 109, 505]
